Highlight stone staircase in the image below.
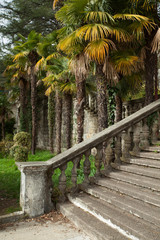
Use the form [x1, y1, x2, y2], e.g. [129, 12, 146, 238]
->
[59, 144, 160, 240]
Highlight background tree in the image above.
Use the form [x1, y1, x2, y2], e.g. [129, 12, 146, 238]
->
[0, 0, 59, 53]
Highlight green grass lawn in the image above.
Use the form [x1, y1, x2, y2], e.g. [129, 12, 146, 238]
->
[0, 150, 96, 214]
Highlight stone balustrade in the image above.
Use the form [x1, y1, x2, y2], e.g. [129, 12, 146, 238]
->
[16, 99, 160, 217]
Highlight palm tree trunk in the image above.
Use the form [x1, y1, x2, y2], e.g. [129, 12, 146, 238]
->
[55, 90, 62, 154]
[144, 29, 158, 105]
[75, 73, 85, 143]
[1, 113, 5, 140]
[19, 77, 28, 131]
[30, 66, 37, 155]
[96, 65, 108, 131]
[63, 92, 72, 149]
[115, 95, 123, 122]
[48, 92, 55, 153]
[154, 54, 158, 100]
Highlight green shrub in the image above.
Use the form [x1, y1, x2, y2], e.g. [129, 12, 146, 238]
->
[5, 141, 14, 156]
[0, 141, 5, 156]
[5, 134, 13, 141]
[11, 132, 31, 162]
[13, 132, 31, 150]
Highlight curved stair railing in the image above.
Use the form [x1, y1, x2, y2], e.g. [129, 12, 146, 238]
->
[16, 99, 160, 217]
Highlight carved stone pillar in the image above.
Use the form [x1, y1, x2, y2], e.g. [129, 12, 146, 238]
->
[114, 134, 122, 164]
[59, 164, 67, 202]
[141, 119, 150, 149]
[95, 144, 103, 177]
[121, 128, 131, 162]
[132, 122, 141, 154]
[16, 162, 53, 217]
[83, 149, 91, 185]
[151, 118, 158, 144]
[71, 156, 81, 192]
[104, 139, 113, 172]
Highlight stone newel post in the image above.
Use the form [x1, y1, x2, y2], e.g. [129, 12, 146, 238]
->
[16, 162, 53, 217]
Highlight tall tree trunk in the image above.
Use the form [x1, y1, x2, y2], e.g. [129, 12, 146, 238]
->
[115, 95, 123, 122]
[154, 54, 158, 100]
[96, 65, 108, 131]
[19, 77, 28, 131]
[1, 111, 5, 140]
[48, 92, 55, 153]
[63, 92, 72, 149]
[75, 73, 85, 143]
[144, 28, 158, 105]
[30, 67, 37, 155]
[55, 90, 62, 154]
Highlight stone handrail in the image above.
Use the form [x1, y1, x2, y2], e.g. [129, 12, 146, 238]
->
[16, 99, 160, 217]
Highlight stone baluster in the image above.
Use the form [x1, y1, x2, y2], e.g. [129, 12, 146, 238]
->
[59, 164, 67, 202]
[114, 134, 122, 164]
[122, 105, 126, 119]
[151, 117, 159, 144]
[95, 144, 103, 177]
[71, 156, 81, 192]
[104, 139, 114, 173]
[132, 122, 141, 154]
[141, 119, 150, 149]
[158, 111, 160, 139]
[85, 95, 89, 109]
[121, 128, 132, 162]
[83, 149, 91, 185]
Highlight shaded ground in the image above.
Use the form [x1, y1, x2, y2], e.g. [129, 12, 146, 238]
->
[0, 211, 91, 240]
[0, 191, 20, 216]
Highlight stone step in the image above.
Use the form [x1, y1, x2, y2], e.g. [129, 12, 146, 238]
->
[97, 178, 160, 207]
[112, 163, 160, 179]
[143, 146, 160, 153]
[68, 193, 160, 240]
[108, 170, 160, 192]
[58, 201, 129, 240]
[85, 185, 160, 227]
[132, 151, 160, 160]
[129, 157, 160, 169]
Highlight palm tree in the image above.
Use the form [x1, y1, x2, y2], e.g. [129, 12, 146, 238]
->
[111, 0, 159, 105]
[4, 51, 30, 132]
[14, 31, 42, 154]
[110, 49, 144, 122]
[42, 56, 75, 153]
[56, 0, 153, 133]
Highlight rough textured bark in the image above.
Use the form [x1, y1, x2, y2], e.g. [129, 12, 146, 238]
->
[29, 50, 38, 155]
[30, 67, 37, 155]
[154, 54, 158, 100]
[75, 73, 85, 144]
[48, 92, 55, 153]
[19, 77, 28, 131]
[1, 112, 5, 140]
[115, 95, 123, 122]
[55, 90, 62, 154]
[144, 29, 158, 105]
[96, 65, 108, 132]
[63, 92, 72, 149]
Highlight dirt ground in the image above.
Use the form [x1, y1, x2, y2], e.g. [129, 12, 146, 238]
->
[0, 211, 91, 240]
[0, 191, 19, 215]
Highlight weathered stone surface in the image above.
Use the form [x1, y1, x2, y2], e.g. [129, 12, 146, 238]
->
[16, 162, 53, 217]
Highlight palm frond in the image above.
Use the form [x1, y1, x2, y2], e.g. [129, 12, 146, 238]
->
[13, 51, 29, 62]
[85, 39, 116, 63]
[85, 11, 114, 24]
[46, 52, 60, 61]
[151, 28, 160, 53]
[111, 51, 141, 76]
[114, 14, 149, 22]
[45, 86, 55, 96]
[35, 57, 46, 72]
